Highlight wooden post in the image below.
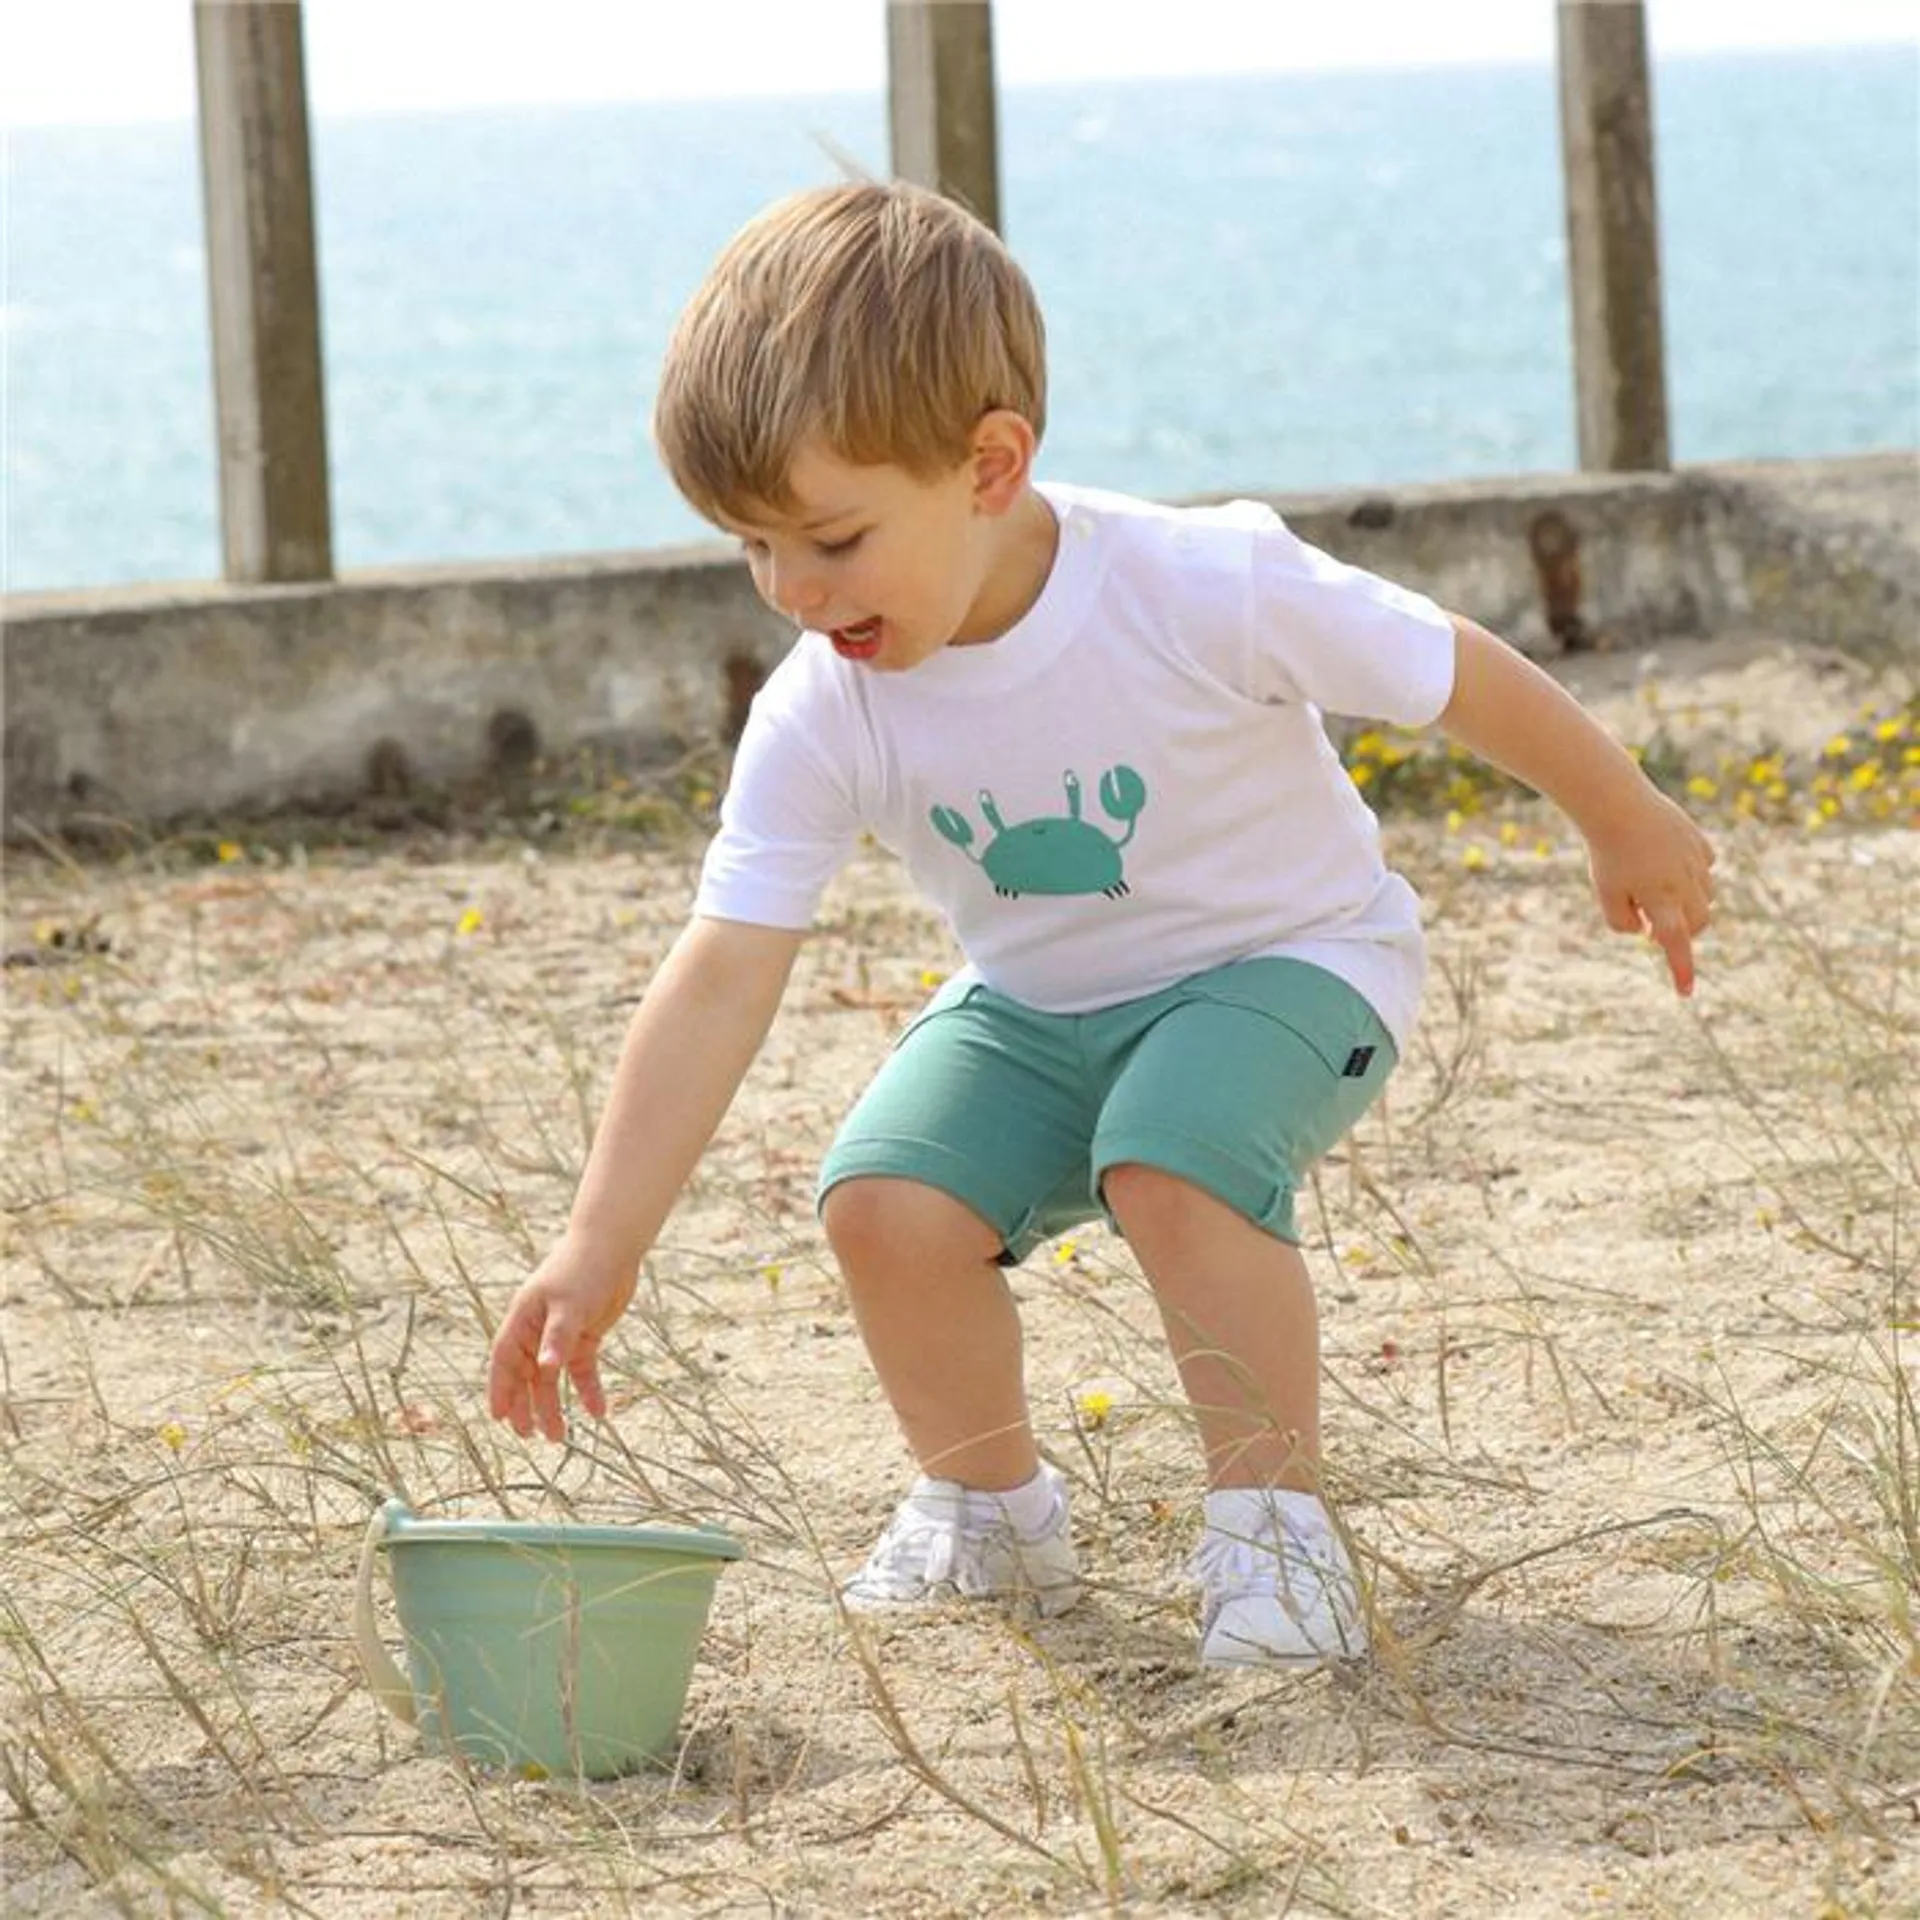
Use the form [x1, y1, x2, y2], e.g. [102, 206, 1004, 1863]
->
[1556, 0, 1671, 471]
[194, 0, 334, 582]
[887, 0, 1002, 232]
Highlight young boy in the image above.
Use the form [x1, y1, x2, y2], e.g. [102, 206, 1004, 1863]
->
[487, 180, 1714, 1667]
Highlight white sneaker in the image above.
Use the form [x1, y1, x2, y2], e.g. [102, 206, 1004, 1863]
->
[842, 1465, 1082, 1618]
[1192, 1488, 1368, 1668]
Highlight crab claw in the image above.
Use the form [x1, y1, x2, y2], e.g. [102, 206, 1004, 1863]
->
[929, 804, 974, 850]
[1099, 765, 1148, 824]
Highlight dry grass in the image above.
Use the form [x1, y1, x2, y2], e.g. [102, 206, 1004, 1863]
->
[3, 640, 1916, 1918]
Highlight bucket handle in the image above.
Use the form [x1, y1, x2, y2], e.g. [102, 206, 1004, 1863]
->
[353, 1501, 419, 1727]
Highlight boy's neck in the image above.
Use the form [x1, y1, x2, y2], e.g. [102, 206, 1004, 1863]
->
[955, 485, 1060, 646]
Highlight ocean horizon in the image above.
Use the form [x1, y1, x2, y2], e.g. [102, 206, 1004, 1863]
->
[6, 45, 1917, 595]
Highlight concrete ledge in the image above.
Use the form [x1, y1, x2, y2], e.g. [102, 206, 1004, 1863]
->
[4, 452, 1914, 836]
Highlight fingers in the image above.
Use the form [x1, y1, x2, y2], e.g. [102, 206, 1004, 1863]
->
[530, 1340, 568, 1444]
[486, 1290, 602, 1442]
[1599, 884, 1645, 936]
[1641, 874, 1715, 996]
[567, 1348, 610, 1422]
[530, 1316, 597, 1443]
[1646, 900, 1697, 997]
[486, 1293, 545, 1437]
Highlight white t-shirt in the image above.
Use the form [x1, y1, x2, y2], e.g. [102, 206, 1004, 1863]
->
[695, 482, 1457, 1053]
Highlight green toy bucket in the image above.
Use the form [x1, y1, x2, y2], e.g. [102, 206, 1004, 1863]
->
[354, 1498, 744, 1778]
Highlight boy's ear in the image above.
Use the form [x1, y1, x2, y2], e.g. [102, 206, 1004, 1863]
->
[968, 409, 1038, 515]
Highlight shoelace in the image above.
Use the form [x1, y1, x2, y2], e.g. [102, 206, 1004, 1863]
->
[865, 1502, 993, 1595]
[1190, 1520, 1349, 1614]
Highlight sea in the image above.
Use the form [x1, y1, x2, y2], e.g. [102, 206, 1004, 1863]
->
[5, 46, 1916, 595]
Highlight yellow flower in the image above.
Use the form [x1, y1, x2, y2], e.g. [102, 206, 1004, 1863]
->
[1874, 717, 1904, 743]
[919, 969, 945, 989]
[158, 1421, 187, 1453]
[1823, 734, 1853, 759]
[455, 907, 484, 936]
[1461, 844, 1488, 871]
[1445, 809, 1465, 834]
[760, 1263, 782, 1292]
[1534, 837, 1553, 857]
[1076, 1389, 1113, 1429]
[1685, 776, 1718, 801]
[1498, 821, 1521, 847]
[1351, 731, 1385, 759]
[1849, 761, 1882, 791]
[1053, 1239, 1079, 1265]
[1349, 762, 1375, 787]
[216, 841, 244, 864]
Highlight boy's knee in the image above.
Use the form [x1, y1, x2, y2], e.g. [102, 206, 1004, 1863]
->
[1100, 1161, 1187, 1224]
[821, 1176, 1002, 1268]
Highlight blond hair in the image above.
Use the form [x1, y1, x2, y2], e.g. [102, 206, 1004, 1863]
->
[653, 180, 1047, 523]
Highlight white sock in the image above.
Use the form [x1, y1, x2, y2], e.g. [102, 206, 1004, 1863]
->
[992, 1466, 1061, 1538]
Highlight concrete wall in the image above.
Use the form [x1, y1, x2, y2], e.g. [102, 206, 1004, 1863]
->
[4, 451, 1914, 836]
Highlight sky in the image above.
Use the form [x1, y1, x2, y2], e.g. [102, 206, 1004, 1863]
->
[2, 0, 1916, 127]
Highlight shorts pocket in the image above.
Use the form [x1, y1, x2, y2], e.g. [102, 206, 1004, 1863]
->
[1184, 960, 1394, 1084]
[891, 975, 986, 1051]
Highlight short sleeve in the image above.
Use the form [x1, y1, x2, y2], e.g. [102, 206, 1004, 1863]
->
[694, 684, 862, 930]
[1244, 516, 1457, 726]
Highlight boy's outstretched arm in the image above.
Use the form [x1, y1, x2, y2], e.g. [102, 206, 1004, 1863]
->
[487, 916, 804, 1441]
[1433, 616, 1716, 995]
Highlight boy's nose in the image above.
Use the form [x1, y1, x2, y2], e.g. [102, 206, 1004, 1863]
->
[766, 556, 827, 623]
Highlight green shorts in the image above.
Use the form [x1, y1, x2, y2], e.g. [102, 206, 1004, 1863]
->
[817, 956, 1397, 1261]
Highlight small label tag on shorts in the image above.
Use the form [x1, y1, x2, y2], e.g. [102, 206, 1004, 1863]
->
[1342, 1045, 1377, 1078]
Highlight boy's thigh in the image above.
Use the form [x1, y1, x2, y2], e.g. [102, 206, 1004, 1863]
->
[817, 984, 1104, 1261]
[1090, 958, 1396, 1245]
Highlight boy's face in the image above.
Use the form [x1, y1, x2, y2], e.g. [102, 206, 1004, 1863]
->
[718, 426, 1050, 673]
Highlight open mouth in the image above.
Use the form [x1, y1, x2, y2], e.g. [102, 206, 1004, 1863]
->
[829, 618, 883, 661]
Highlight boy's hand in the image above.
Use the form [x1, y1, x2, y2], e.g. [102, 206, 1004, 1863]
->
[487, 1239, 638, 1442]
[1584, 788, 1717, 996]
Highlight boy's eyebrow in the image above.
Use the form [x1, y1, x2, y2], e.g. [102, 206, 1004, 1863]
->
[722, 502, 861, 537]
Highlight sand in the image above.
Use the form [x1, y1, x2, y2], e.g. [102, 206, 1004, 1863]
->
[2, 630, 1915, 1917]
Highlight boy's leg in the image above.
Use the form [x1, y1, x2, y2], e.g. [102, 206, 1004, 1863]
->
[1087, 959, 1393, 1664]
[821, 1175, 1038, 1490]
[816, 983, 1096, 1614]
[817, 983, 1101, 1490]
[1088, 958, 1393, 1485]
[1099, 1163, 1321, 1491]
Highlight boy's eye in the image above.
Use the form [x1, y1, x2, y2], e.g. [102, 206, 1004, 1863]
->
[814, 532, 865, 559]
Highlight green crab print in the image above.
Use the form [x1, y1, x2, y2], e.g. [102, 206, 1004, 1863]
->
[929, 767, 1148, 898]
